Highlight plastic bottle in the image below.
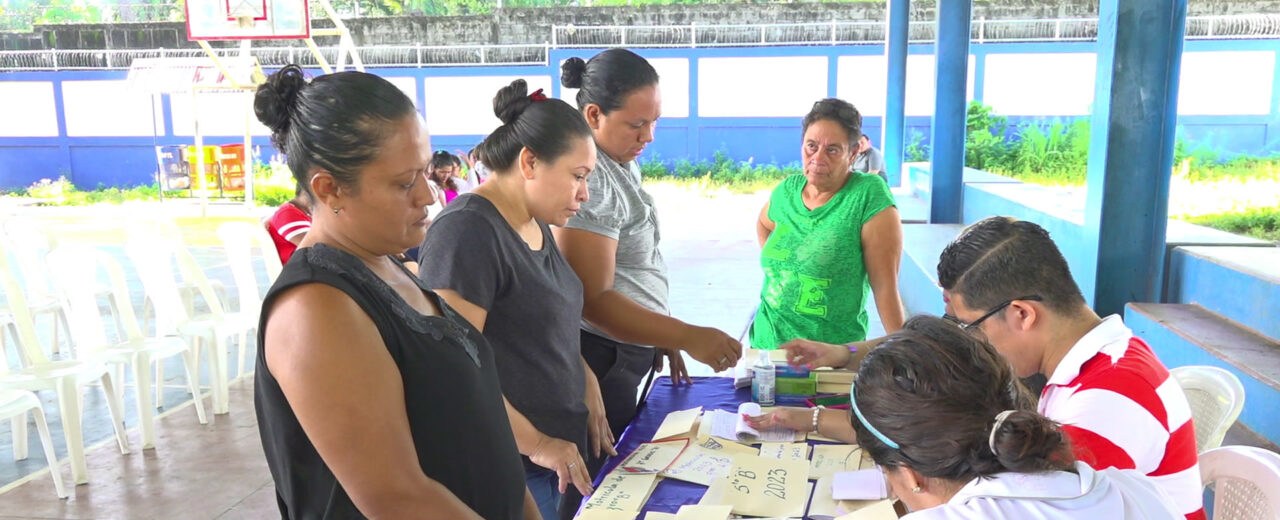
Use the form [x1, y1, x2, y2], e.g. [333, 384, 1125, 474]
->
[752, 350, 776, 406]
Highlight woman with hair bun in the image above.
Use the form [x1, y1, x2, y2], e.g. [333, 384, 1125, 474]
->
[253, 65, 533, 519]
[418, 79, 604, 520]
[848, 316, 1181, 519]
[553, 49, 744, 517]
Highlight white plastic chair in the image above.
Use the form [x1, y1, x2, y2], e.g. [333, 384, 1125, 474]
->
[1171, 365, 1246, 453]
[215, 220, 280, 379]
[47, 245, 208, 449]
[1200, 445, 1280, 520]
[1, 221, 71, 356]
[2, 388, 67, 498]
[125, 235, 254, 416]
[0, 268, 130, 486]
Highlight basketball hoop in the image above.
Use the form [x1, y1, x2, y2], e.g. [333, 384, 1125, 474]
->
[235, 15, 254, 28]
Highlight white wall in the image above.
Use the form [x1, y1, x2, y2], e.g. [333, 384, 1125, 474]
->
[423, 75, 553, 135]
[0, 82, 59, 137]
[836, 55, 974, 117]
[1177, 50, 1275, 116]
[170, 91, 271, 137]
[62, 80, 164, 136]
[384, 76, 420, 108]
[698, 56, 827, 117]
[983, 53, 1096, 116]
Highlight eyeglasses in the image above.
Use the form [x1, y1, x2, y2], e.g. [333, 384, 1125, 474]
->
[943, 295, 1043, 331]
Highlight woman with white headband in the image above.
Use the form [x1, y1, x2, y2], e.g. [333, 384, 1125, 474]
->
[847, 316, 1181, 519]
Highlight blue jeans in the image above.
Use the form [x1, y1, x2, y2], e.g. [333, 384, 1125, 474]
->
[526, 467, 562, 520]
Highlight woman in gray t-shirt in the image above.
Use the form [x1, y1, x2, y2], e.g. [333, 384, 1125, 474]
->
[553, 49, 744, 519]
[418, 80, 607, 520]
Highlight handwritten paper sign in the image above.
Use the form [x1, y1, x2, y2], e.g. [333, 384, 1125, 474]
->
[834, 499, 898, 520]
[582, 471, 658, 513]
[653, 406, 703, 441]
[577, 510, 639, 520]
[759, 442, 811, 461]
[810, 445, 860, 480]
[809, 473, 894, 519]
[693, 435, 758, 456]
[618, 439, 688, 474]
[673, 504, 732, 520]
[720, 455, 810, 518]
[661, 446, 736, 486]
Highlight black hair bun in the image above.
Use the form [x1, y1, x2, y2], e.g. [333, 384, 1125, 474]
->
[560, 57, 587, 89]
[254, 64, 308, 136]
[493, 79, 534, 126]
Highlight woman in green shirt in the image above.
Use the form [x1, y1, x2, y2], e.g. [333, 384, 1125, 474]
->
[752, 98, 905, 350]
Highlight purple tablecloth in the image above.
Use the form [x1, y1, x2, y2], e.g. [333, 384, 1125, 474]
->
[586, 376, 755, 518]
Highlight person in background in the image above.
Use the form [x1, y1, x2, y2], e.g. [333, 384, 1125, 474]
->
[553, 48, 743, 519]
[848, 316, 1181, 519]
[752, 98, 904, 352]
[770, 216, 1205, 520]
[853, 133, 887, 184]
[420, 79, 610, 520]
[252, 64, 538, 520]
[266, 183, 312, 265]
[430, 150, 470, 204]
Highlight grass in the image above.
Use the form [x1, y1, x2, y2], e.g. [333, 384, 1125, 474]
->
[639, 152, 797, 194]
[1183, 207, 1280, 243]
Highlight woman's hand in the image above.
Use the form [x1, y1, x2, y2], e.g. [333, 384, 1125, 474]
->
[529, 434, 594, 496]
[680, 325, 743, 372]
[779, 338, 849, 369]
[743, 407, 813, 432]
[585, 381, 616, 459]
[656, 348, 694, 386]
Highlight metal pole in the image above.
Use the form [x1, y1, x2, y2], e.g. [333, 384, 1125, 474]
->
[929, 0, 972, 224]
[1084, 0, 1189, 313]
[884, 0, 909, 189]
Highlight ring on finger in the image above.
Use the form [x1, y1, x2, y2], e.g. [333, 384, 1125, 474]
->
[568, 462, 577, 469]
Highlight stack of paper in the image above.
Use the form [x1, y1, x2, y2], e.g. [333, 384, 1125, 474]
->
[708, 403, 805, 444]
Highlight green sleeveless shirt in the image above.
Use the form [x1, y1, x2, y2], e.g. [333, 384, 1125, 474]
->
[750, 172, 895, 350]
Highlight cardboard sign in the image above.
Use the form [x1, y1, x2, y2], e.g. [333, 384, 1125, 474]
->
[810, 445, 860, 480]
[582, 472, 658, 513]
[653, 407, 703, 441]
[618, 439, 689, 474]
[759, 442, 811, 462]
[693, 435, 758, 456]
[719, 455, 810, 518]
[662, 446, 736, 486]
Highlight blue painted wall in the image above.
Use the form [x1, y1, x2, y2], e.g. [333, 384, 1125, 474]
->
[2, 39, 1279, 190]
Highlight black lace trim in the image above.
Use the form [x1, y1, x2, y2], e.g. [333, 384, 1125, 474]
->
[306, 244, 481, 366]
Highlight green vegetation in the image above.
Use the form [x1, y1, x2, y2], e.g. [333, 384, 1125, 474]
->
[962, 101, 1280, 187]
[639, 152, 798, 194]
[1184, 208, 1280, 243]
[5, 176, 162, 205]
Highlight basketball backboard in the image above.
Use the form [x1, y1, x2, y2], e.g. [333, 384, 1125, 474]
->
[186, 0, 311, 41]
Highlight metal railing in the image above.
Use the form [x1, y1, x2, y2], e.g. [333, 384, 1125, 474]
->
[1, 14, 1278, 71]
[551, 14, 1280, 47]
[0, 44, 549, 70]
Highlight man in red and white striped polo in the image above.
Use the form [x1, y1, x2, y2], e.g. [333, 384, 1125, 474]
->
[937, 216, 1204, 520]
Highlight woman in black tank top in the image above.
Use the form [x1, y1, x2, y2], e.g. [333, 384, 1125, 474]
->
[252, 65, 533, 519]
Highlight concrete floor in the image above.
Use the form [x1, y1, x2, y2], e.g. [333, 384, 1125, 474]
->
[0, 378, 277, 520]
[0, 188, 1272, 518]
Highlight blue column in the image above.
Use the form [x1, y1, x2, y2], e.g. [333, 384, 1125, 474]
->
[883, 0, 909, 188]
[1083, 0, 1189, 315]
[928, 0, 971, 224]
